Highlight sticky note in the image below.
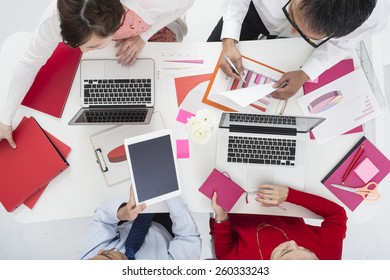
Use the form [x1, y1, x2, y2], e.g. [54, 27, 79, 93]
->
[353, 157, 379, 183]
[176, 109, 195, 124]
[176, 139, 190, 159]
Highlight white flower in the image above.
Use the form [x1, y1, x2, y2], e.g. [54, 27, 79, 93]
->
[185, 108, 217, 144]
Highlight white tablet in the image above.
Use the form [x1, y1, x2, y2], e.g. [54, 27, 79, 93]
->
[124, 129, 181, 206]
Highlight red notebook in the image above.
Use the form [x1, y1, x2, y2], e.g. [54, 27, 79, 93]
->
[199, 168, 246, 212]
[21, 43, 82, 118]
[0, 117, 69, 212]
[22, 118, 71, 209]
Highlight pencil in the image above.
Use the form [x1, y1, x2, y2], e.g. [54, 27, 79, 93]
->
[341, 145, 364, 184]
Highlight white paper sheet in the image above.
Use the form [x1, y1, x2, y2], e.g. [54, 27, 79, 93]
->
[297, 68, 382, 145]
[215, 83, 275, 108]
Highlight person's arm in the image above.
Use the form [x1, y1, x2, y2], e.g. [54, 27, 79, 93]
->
[209, 192, 239, 259]
[123, 0, 194, 43]
[79, 200, 128, 260]
[115, 0, 193, 65]
[79, 188, 146, 260]
[220, 0, 252, 42]
[164, 196, 201, 260]
[273, 1, 389, 100]
[0, 2, 61, 147]
[286, 188, 347, 238]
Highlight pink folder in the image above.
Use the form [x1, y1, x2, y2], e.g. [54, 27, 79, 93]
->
[199, 168, 246, 212]
[321, 136, 390, 211]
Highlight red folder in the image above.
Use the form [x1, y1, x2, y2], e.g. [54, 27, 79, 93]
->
[23, 119, 71, 209]
[0, 117, 69, 212]
[21, 43, 82, 118]
[199, 168, 246, 212]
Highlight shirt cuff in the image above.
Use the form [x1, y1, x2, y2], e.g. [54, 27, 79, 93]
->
[221, 20, 242, 42]
[300, 59, 326, 82]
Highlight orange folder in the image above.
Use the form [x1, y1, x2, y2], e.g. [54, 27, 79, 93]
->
[202, 54, 284, 111]
[0, 117, 69, 212]
[21, 43, 82, 118]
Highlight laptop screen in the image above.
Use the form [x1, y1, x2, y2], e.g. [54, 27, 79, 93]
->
[219, 112, 325, 133]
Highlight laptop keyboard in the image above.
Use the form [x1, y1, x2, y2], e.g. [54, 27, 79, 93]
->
[85, 109, 148, 123]
[227, 136, 296, 166]
[83, 79, 152, 105]
[229, 113, 297, 125]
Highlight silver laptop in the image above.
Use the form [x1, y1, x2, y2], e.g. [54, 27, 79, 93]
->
[69, 58, 155, 125]
[216, 112, 325, 191]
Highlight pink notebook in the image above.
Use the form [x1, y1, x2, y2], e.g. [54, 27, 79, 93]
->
[199, 168, 246, 212]
[322, 136, 390, 211]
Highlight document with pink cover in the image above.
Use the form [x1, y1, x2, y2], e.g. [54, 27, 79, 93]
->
[199, 168, 247, 212]
[322, 136, 390, 211]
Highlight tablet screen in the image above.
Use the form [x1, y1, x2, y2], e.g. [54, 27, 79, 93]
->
[126, 132, 180, 204]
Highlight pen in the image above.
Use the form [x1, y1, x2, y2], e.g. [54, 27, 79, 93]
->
[341, 145, 364, 184]
[279, 99, 288, 115]
[224, 54, 246, 83]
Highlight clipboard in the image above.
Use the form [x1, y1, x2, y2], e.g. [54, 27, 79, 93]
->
[90, 111, 165, 186]
[202, 53, 286, 114]
[321, 136, 390, 211]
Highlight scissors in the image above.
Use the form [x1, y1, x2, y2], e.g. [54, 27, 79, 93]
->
[331, 182, 380, 201]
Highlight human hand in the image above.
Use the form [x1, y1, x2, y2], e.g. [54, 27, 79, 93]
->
[117, 186, 146, 221]
[114, 35, 146, 65]
[219, 38, 244, 81]
[272, 70, 310, 99]
[211, 192, 228, 221]
[255, 184, 289, 207]
[0, 122, 16, 148]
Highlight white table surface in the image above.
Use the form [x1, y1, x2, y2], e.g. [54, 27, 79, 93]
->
[0, 32, 387, 223]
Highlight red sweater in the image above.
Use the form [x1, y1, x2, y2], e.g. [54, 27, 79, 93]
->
[209, 188, 347, 260]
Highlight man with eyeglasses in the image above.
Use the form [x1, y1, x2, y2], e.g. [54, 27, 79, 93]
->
[208, 0, 389, 100]
[78, 187, 201, 260]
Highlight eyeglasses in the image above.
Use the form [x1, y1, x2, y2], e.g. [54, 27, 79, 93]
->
[282, 0, 331, 48]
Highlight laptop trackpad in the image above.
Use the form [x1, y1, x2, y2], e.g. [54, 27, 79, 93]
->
[104, 60, 130, 77]
[246, 169, 274, 192]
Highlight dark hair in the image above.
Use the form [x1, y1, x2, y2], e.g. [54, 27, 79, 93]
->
[57, 0, 125, 47]
[298, 0, 377, 38]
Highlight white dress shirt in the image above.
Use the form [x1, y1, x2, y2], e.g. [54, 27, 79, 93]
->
[78, 196, 201, 260]
[220, 0, 390, 80]
[0, 0, 193, 126]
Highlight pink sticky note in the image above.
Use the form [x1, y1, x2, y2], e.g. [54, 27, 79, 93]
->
[176, 139, 190, 159]
[176, 109, 195, 124]
[353, 157, 379, 183]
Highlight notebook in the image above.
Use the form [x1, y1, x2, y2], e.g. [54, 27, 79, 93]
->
[322, 136, 390, 211]
[69, 58, 155, 125]
[21, 43, 82, 118]
[0, 117, 69, 212]
[199, 168, 246, 212]
[215, 112, 324, 191]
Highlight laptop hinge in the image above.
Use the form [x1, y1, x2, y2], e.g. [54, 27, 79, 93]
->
[229, 125, 297, 136]
[88, 105, 148, 109]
